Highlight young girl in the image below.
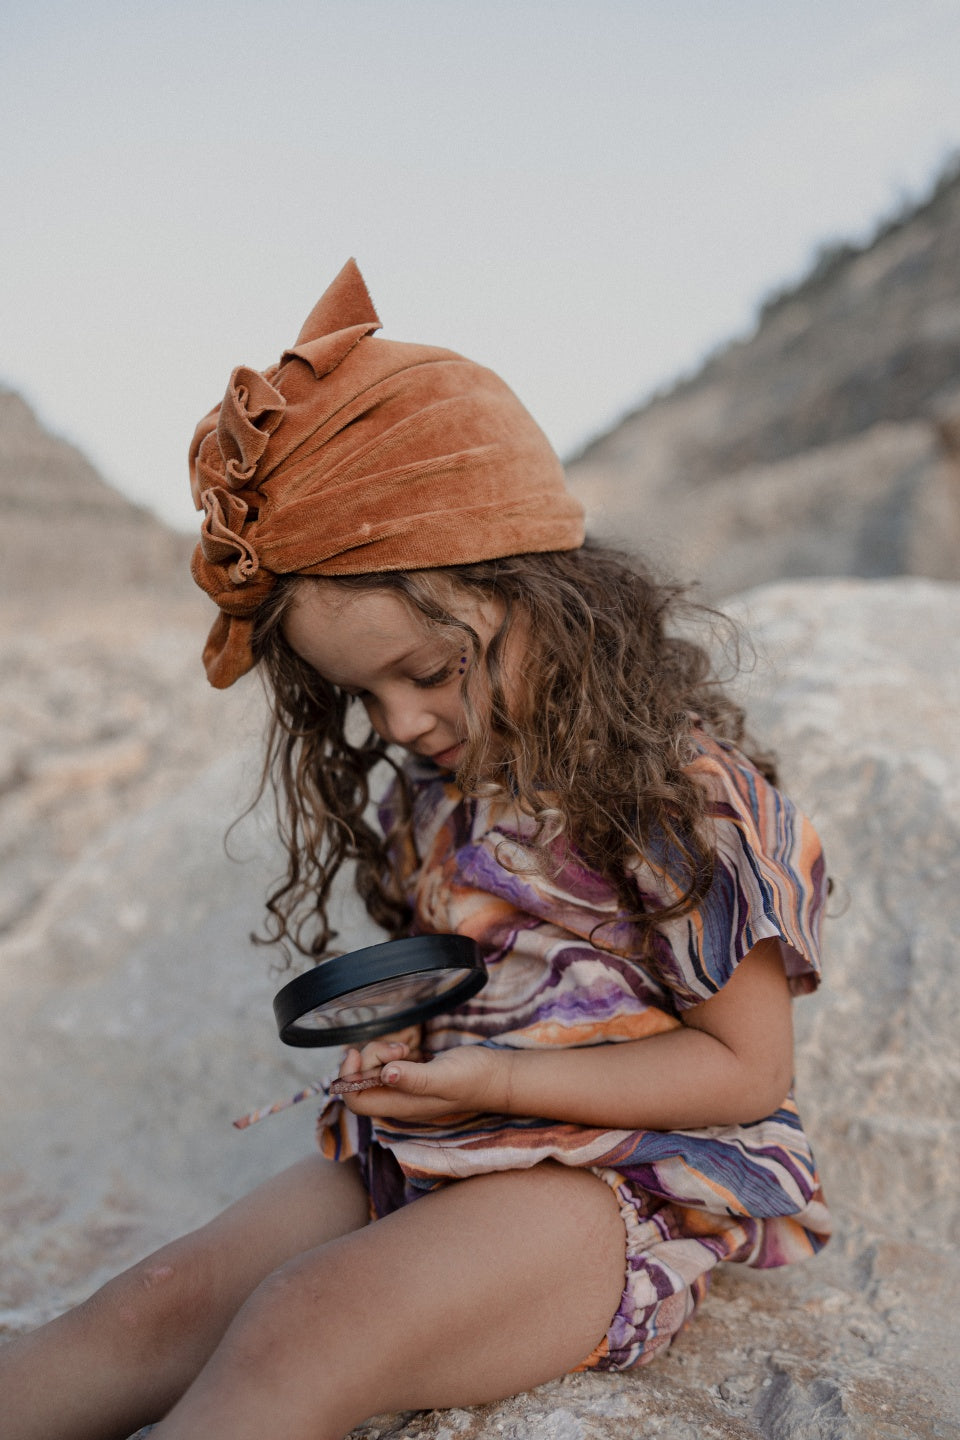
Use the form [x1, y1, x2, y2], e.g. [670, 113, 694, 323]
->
[1, 261, 830, 1440]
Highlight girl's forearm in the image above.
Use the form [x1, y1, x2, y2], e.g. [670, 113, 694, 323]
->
[488, 1027, 791, 1132]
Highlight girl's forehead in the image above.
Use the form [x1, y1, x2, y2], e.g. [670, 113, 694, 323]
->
[283, 585, 434, 668]
[291, 582, 420, 631]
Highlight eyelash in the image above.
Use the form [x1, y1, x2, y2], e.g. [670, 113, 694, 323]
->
[343, 660, 457, 701]
[414, 662, 455, 689]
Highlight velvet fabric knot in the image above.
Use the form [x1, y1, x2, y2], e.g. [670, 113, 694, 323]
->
[189, 366, 285, 510]
[199, 486, 261, 586]
[217, 366, 286, 489]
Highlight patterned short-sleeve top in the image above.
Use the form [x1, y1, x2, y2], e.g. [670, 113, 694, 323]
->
[318, 728, 831, 1264]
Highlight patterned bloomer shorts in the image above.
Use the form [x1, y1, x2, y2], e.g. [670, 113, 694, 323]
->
[571, 1167, 765, 1372]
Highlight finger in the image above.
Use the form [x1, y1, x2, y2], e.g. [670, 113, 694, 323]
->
[358, 1024, 422, 1055]
[338, 1046, 363, 1079]
[356, 1037, 410, 1072]
[388, 1023, 423, 1052]
[335, 1058, 433, 1114]
[369, 1024, 420, 1048]
[375, 1059, 431, 1094]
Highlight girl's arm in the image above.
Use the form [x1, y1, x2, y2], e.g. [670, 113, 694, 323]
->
[339, 937, 795, 1131]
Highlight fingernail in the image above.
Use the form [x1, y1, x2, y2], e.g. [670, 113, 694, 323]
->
[383, 1068, 400, 1084]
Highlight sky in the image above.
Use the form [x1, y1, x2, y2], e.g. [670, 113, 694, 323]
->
[2, 0, 960, 532]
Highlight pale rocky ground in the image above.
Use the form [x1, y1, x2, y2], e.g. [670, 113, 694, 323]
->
[0, 596, 257, 938]
[2, 578, 957, 1440]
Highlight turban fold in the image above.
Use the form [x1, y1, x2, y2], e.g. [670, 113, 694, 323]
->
[189, 259, 585, 687]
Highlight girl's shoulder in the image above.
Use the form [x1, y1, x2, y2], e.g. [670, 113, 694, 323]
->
[685, 726, 825, 883]
[684, 725, 790, 825]
[635, 723, 828, 1007]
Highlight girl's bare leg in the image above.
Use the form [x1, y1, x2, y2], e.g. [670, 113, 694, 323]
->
[151, 1161, 626, 1440]
[0, 1154, 369, 1440]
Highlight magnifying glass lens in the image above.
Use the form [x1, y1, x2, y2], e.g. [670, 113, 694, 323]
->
[273, 935, 486, 1048]
[291, 966, 478, 1032]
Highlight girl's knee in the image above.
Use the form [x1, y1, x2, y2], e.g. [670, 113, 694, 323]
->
[243, 1241, 354, 1330]
[82, 1234, 225, 1360]
[217, 1240, 362, 1380]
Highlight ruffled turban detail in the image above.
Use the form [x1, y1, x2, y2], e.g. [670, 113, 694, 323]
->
[189, 259, 585, 687]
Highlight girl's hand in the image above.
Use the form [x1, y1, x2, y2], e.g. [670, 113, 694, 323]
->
[333, 1038, 505, 1122]
[328, 1024, 422, 1097]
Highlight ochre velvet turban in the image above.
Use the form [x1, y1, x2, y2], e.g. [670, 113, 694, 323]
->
[189, 260, 585, 688]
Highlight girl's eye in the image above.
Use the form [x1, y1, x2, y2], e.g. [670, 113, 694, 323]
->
[339, 656, 458, 698]
[414, 662, 455, 689]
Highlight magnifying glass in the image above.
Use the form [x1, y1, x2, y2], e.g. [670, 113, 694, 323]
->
[272, 934, 487, 1049]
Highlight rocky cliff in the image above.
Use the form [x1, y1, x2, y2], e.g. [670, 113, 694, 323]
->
[0, 389, 192, 613]
[567, 164, 960, 598]
[0, 390, 255, 938]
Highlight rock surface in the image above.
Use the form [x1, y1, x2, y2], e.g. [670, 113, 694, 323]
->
[0, 601, 256, 937]
[566, 166, 960, 596]
[2, 577, 958, 1439]
[0, 742, 381, 1324]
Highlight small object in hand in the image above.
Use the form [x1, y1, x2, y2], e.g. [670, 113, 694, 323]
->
[328, 1067, 391, 1095]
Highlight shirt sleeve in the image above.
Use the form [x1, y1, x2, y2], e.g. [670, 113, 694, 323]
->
[630, 733, 828, 1010]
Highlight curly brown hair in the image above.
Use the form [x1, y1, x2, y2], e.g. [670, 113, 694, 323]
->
[248, 541, 776, 964]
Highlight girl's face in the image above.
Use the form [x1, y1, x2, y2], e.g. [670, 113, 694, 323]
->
[282, 581, 503, 770]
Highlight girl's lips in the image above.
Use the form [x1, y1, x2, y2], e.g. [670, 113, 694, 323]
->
[429, 742, 464, 771]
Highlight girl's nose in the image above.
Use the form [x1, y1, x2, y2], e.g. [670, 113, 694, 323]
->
[374, 693, 435, 750]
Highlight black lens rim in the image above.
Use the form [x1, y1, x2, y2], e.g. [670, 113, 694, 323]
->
[272, 934, 486, 1047]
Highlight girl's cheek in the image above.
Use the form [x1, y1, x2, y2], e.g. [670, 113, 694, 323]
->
[363, 699, 385, 732]
[361, 708, 390, 748]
